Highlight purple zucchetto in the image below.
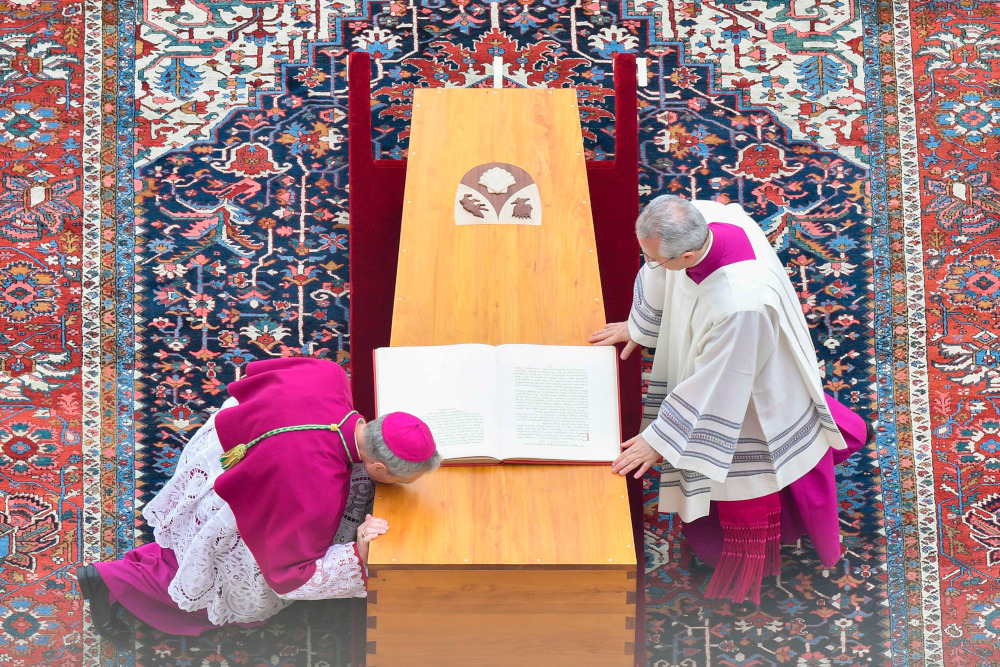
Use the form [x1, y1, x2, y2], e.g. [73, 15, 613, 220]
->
[381, 412, 437, 462]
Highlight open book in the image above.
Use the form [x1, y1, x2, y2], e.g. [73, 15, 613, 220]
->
[374, 344, 621, 464]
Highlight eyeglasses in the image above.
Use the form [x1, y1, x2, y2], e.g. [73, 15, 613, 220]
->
[642, 250, 674, 269]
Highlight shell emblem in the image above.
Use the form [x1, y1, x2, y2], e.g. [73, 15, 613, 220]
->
[454, 162, 541, 226]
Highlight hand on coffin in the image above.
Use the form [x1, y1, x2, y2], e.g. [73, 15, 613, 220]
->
[589, 321, 639, 360]
[611, 433, 661, 479]
[357, 514, 389, 564]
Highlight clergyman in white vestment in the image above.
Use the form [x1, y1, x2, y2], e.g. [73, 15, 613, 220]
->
[591, 195, 870, 603]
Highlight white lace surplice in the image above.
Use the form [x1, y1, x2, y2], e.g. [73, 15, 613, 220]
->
[143, 398, 374, 626]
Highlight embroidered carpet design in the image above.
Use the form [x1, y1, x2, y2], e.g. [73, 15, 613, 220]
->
[0, 0, 996, 665]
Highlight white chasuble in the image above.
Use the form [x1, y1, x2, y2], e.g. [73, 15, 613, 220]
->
[627, 201, 846, 522]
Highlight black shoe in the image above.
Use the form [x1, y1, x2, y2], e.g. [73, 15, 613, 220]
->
[690, 554, 711, 570]
[865, 421, 876, 447]
[76, 564, 130, 643]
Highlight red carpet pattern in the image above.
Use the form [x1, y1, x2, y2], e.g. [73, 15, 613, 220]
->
[0, 0, 87, 662]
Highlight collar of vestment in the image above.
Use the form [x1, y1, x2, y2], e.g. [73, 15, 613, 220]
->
[685, 222, 756, 285]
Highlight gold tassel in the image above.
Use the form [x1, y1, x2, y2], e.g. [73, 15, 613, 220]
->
[220, 443, 249, 470]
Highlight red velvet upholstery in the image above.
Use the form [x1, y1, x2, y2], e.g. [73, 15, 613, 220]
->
[585, 51, 642, 468]
[347, 51, 643, 663]
[347, 52, 408, 423]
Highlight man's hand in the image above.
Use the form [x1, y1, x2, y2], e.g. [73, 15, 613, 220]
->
[611, 433, 661, 479]
[590, 321, 639, 360]
[356, 514, 389, 564]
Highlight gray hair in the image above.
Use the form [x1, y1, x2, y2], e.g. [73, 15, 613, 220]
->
[635, 195, 709, 258]
[363, 415, 442, 478]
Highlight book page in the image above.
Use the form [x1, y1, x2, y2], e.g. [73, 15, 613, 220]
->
[374, 345, 500, 462]
[495, 345, 620, 462]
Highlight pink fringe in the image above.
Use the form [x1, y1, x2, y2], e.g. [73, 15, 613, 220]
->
[704, 498, 782, 605]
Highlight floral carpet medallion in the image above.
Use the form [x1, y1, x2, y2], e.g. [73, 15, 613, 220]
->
[0, 0, 998, 665]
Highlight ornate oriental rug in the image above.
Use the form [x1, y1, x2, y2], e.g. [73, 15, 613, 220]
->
[1, 0, 999, 665]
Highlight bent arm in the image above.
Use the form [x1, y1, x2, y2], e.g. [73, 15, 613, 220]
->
[642, 309, 776, 482]
[276, 464, 376, 600]
[276, 543, 367, 600]
[627, 265, 666, 347]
